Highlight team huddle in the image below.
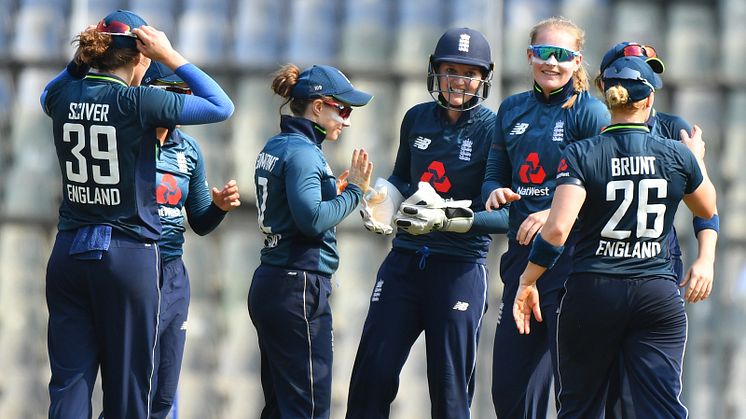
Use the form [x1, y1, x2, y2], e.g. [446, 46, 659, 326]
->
[42, 8, 718, 419]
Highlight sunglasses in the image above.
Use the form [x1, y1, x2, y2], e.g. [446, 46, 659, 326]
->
[96, 20, 137, 38]
[322, 99, 352, 119]
[619, 43, 658, 59]
[529, 45, 580, 62]
[150, 84, 193, 95]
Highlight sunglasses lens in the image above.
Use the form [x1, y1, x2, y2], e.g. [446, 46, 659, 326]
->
[97, 20, 136, 37]
[642, 45, 657, 58]
[533, 46, 575, 62]
[622, 45, 645, 57]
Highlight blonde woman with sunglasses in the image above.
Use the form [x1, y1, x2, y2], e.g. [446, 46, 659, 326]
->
[483, 16, 610, 418]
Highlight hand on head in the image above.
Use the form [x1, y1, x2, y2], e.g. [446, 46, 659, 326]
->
[132, 26, 187, 70]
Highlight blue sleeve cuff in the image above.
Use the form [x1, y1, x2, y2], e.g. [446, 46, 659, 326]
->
[528, 233, 565, 269]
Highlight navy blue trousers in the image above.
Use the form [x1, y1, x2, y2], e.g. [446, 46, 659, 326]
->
[345, 249, 488, 419]
[492, 239, 574, 419]
[606, 229, 685, 419]
[151, 257, 190, 419]
[248, 264, 333, 419]
[557, 274, 688, 419]
[46, 230, 161, 419]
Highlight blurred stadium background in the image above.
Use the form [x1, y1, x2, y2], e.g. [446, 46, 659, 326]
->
[1, 0, 745, 418]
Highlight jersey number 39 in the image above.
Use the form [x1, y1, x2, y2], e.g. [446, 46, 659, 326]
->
[63, 123, 120, 185]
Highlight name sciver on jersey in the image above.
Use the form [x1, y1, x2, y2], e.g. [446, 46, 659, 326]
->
[68, 102, 110, 122]
[594, 154, 661, 259]
[66, 101, 120, 206]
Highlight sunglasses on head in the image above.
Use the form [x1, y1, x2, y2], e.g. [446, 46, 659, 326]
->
[620, 43, 658, 59]
[529, 45, 580, 62]
[322, 99, 353, 119]
[96, 20, 137, 38]
[150, 83, 192, 95]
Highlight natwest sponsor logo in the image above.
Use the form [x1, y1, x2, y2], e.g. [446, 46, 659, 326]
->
[518, 152, 546, 184]
[516, 185, 550, 196]
[421, 161, 451, 193]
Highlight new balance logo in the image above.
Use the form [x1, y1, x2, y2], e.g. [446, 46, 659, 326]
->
[371, 280, 384, 302]
[458, 34, 471, 52]
[413, 136, 431, 150]
[180, 321, 188, 331]
[510, 123, 529, 135]
[453, 301, 469, 311]
[496, 302, 504, 324]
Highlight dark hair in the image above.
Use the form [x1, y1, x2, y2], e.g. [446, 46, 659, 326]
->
[74, 28, 140, 72]
[271, 63, 314, 116]
[530, 16, 589, 109]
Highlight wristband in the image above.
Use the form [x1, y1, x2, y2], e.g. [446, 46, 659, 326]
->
[528, 233, 565, 268]
[693, 214, 719, 235]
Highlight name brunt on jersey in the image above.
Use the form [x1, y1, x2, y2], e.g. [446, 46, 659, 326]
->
[594, 155, 663, 259]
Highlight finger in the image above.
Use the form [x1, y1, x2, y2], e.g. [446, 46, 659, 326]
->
[533, 303, 543, 324]
[338, 170, 349, 182]
[679, 128, 690, 142]
[513, 304, 525, 334]
[225, 179, 237, 188]
[679, 269, 691, 288]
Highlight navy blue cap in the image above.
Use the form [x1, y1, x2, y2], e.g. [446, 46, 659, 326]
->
[142, 61, 184, 86]
[431, 27, 493, 73]
[600, 41, 665, 74]
[290, 65, 372, 107]
[602, 56, 662, 101]
[96, 9, 147, 49]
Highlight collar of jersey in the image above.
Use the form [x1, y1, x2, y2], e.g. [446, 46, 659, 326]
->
[163, 128, 184, 146]
[280, 115, 327, 145]
[84, 73, 128, 87]
[646, 108, 658, 129]
[435, 98, 479, 125]
[532, 79, 574, 105]
[601, 122, 650, 134]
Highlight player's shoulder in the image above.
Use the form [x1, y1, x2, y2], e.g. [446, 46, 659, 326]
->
[174, 129, 202, 153]
[499, 90, 533, 109]
[653, 111, 691, 139]
[572, 91, 608, 115]
[403, 101, 435, 121]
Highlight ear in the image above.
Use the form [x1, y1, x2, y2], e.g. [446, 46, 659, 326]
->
[311, 98, 324, 117]
[526, 48, 533, 65]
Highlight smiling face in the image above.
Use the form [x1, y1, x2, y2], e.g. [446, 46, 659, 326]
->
[528, 28, 581, 94]
[436, 61, 485, 109]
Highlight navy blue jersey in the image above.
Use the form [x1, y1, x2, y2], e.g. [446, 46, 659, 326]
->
[649, 110, 691, 141]
[253, 116, 363, 276]
[156, 129, 225, 261]
[557, 124, 703, 278]
[43, 73, 185, 240]
[389, 102, 496, 260]
[483, 82, 610, 240]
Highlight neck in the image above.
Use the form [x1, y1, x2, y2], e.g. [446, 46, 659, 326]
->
[91, 66, 135, 85]
[445, 109, 461, 124]
[610, 108, 650, 125]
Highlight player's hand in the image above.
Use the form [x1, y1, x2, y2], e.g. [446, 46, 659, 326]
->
[680, 256, 714, 303]
[132, 26, 187, 69]
[517, 209, 549, 246]
[211, 179, 241, 212]
[485, 187, 521, 211]
[680, 125, 705, 160]
[337, 170, 349, 195]
[513, 279, 542, 334]
[346, 148, 373, 193]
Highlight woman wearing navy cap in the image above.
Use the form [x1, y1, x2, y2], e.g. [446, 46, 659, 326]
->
[41, 9, 233, 418]
[597, 41, 719, 419]
[483, 16, 610, 418]
[346, 27, 513, 419]
[513, 55, 717, 418]
[141, 61, 241, 419]
[249, 63, 373, 419]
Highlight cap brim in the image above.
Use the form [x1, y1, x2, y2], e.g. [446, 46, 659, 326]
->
[650, 72, 663, 89]
[645, 57, 665, 74]
[332, 89, 373, 107]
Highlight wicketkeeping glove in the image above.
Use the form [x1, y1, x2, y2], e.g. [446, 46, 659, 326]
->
[394, 182, 473, 235]
[360, 178, 404, 235]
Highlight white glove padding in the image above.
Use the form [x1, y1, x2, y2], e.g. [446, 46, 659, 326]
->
[394, 182, 473, 235]
[360, 178, 404, 235]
